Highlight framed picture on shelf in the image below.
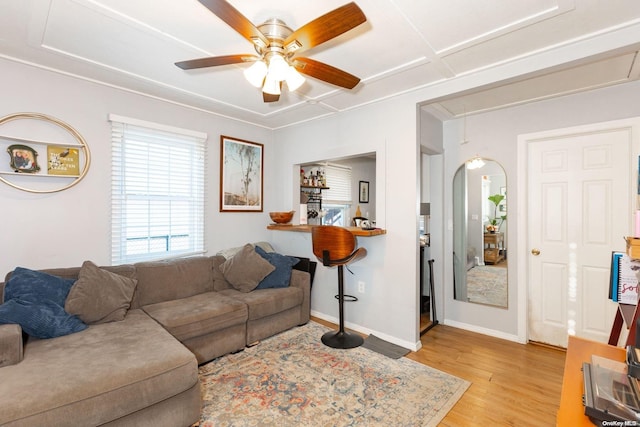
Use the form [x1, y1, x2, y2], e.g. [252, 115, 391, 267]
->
[7, 144, 40, 173]
[359, 180, 369, 203]
[220, 135, 263, 212]
[47, 146, 80, 176]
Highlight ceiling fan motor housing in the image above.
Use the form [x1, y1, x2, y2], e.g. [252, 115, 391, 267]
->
[255, 19, 299, 58]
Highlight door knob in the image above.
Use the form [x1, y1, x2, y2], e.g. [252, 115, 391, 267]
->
[531, 248, 541, 256]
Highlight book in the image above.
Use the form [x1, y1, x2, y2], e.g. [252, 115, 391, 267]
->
[610, 251, 640, 305]
[47, 145, 80, 176]
[610, 252, 622, 301]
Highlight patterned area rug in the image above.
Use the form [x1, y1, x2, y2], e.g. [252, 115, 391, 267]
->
[466, 265, 507, 307]
[196, 322, 469, 427]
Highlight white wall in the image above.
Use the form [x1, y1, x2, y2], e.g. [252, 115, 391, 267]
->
[270, 93, 424, 350]
[0, 58, 273, 275]
[438, 79, 640, 341]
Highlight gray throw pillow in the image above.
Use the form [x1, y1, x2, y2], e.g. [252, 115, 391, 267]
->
[65, 261, 138, 324]
[220, 244, 275, 292]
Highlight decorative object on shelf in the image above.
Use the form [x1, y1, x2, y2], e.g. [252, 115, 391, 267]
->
[359, 180, 369, 203]
[220, 135, 263, 212]
[0, 112, 91, 193]
[7, 144, 40, 173]
[300, 166, 326, 187]
[47, 145, 79, 176]
[269, 211, 294, 225]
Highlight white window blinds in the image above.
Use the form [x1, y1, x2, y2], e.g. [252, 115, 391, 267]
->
[110, 114, 206, 264]
[322, 164, 352, 204]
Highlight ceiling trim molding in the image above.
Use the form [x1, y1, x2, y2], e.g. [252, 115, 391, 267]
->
[416, 20, 640, 108]
[435, 0, 576, 56]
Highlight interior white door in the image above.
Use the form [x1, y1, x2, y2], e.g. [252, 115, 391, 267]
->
[528, 125, 632, 347]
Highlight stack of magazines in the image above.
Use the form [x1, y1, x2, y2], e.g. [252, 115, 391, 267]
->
[583, 350, 640, 424]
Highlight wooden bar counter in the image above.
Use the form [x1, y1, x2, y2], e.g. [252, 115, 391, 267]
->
[267, 224, 386, 237]
[557, 335, 626, 426]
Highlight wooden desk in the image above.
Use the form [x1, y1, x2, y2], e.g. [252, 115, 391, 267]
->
[556, 335, 626, 426]
[267, 224, 386, 237]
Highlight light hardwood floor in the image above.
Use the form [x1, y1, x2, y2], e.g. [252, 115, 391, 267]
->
[313, 317, 567, 426]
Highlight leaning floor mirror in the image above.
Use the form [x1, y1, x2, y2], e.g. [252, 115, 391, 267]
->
[452, 158, 508, 308]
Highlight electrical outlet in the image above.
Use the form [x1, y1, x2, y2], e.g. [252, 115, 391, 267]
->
[358, 281, 365, 293]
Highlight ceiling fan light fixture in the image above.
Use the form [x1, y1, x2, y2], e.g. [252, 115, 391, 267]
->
[285, 65, 305, 91]
[243, 60, 267, 87]
[262, 74, 281, 95]
[466, 156, 485, 170]
[267, 54, 289, 81]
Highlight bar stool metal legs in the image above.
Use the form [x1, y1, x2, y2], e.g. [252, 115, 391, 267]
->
[321, 265, 364, 349]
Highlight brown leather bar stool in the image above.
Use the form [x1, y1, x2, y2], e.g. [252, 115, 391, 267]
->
[311, 225, 367, 349]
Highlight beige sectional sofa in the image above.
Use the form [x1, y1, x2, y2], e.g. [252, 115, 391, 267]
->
[0, 248, 311, 427]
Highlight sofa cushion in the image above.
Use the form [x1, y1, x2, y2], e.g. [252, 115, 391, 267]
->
[254, 246, 299, 289]
[0, 309, 198, 427]
[0, 267, 86, 338]
[65, 260, 138, 324]
[212, 255, 233, 291]
[142, 292, 248, 342]
[133, 257, 214, 307]
[218, 286, 303, 320]
[220, 244, 275, 292]
[216, 241, 275, 259]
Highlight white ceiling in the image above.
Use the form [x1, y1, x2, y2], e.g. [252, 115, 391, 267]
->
[1, 0, 640, 128]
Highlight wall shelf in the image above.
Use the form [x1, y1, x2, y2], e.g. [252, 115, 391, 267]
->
[301, 185, 329, 225]
[0, 112, 91, 193]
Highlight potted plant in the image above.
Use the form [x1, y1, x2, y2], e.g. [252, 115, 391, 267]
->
[487, 194, 506, 233]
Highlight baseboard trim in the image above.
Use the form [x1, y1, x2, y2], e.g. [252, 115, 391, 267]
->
[443, 319, 524, 343]
[310, 310, 421, 352]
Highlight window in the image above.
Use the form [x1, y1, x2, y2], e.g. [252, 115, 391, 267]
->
[321, 165, 352, 226]
[110, 114, 206, 264]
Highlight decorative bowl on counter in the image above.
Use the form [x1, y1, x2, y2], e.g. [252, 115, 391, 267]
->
[269, 211, 295, 224]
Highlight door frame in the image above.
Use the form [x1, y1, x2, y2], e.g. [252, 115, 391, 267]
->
[516, 117, 640, 344]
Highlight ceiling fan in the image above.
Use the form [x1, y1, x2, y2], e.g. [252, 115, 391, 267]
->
[175, 0, 367, 102]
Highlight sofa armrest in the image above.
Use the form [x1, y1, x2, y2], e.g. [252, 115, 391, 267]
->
[289, 269, 311, 324]
[291, 257, 316, 288]
[0, 324, 24, 367]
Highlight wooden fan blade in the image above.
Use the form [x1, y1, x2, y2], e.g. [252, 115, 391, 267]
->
[263, 92, 280, 103]
[175, 54, 257, 70]
[293, 57, 360, 89]
[198, 0, 269, 47]
[284, 2, 366, 54]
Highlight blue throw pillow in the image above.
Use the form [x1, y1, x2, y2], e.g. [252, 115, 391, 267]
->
[5, 267, 75, 306]
[254, 246, 299, 289]
[0, 267, 87, 338]
[0, 299, 86, 339]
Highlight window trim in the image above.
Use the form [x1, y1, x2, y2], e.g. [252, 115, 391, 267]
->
[109, 114, 207, 265]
